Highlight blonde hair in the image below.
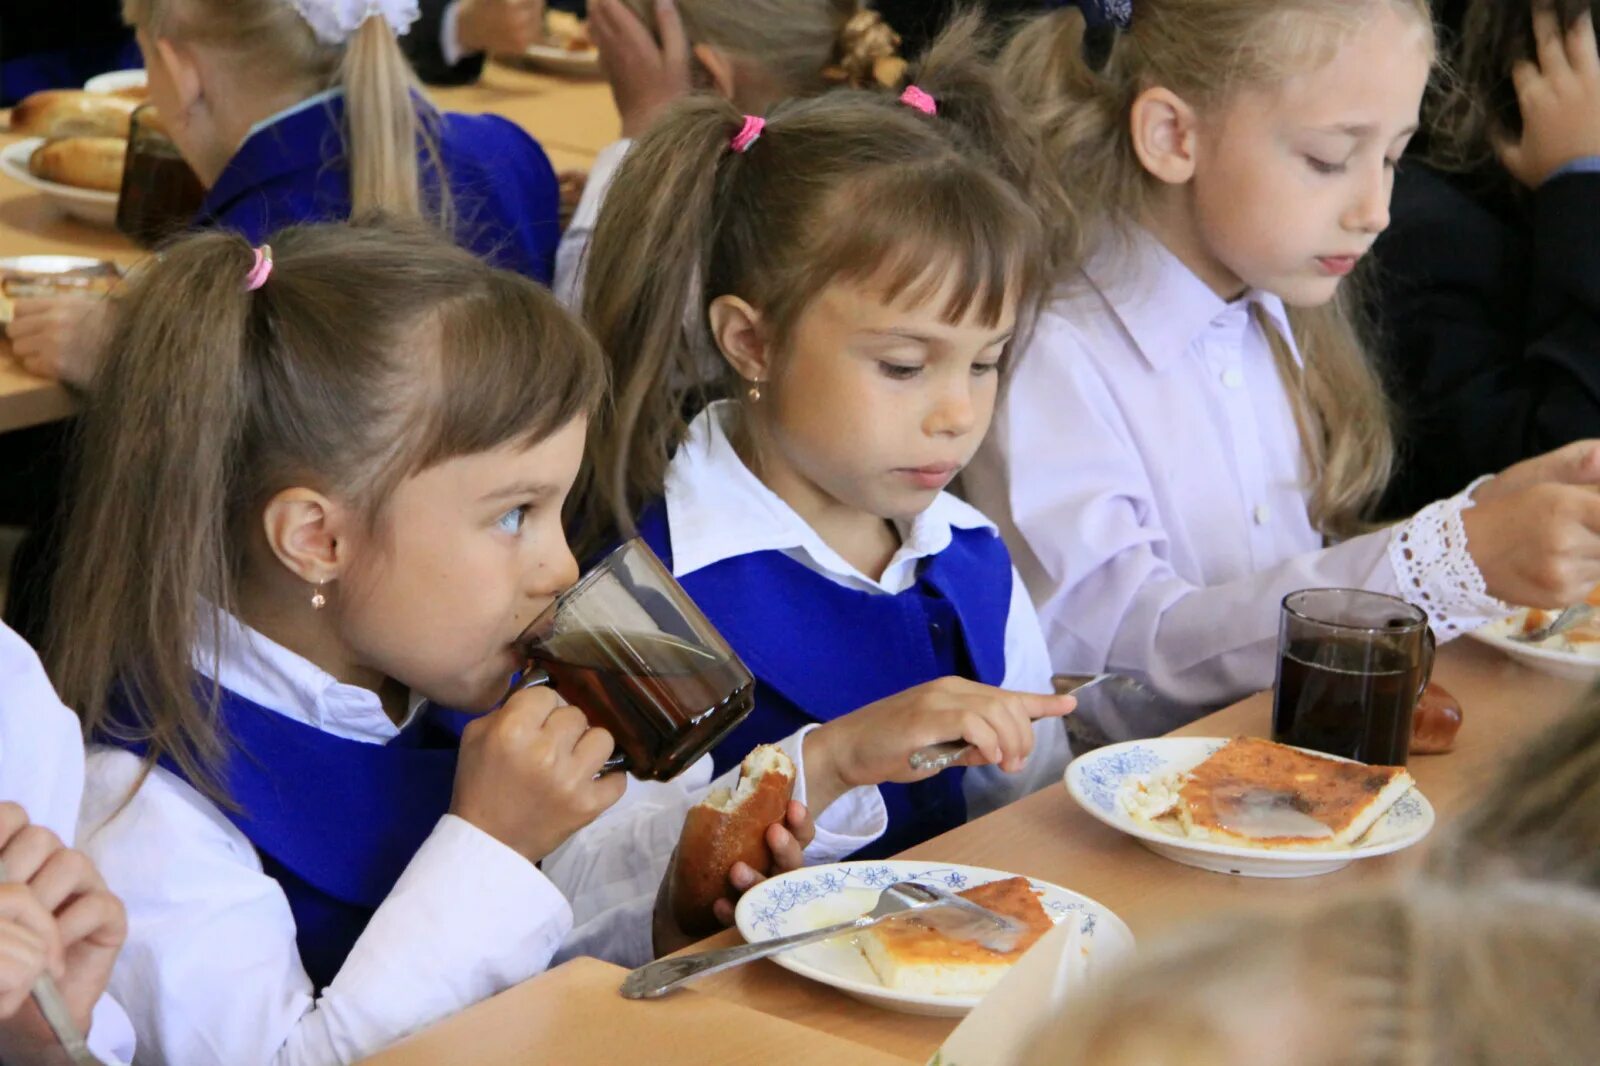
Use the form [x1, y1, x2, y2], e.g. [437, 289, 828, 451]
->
[574, 16, 1069, 557]
[1021, 880, 1600, 1066]
[124, 0, 446, 223]
[47, 221, 605, 802]
[1429, 687, 1600, 888]
[613, 0, 903, 96]
[1003, 1, 1434, 537]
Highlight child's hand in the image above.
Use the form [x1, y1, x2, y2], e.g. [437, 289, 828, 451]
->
[1475, 440, 1600, 503]
[590, 0, 693, 139]
[1463, 481, 1600, 607]
[1495, 6, 1600, 188]
[455, 0, 546, 57]
[0, 803, 126, 1041]
[802, 679, 1076, 812]
[5, 297, 113, 388]
[451, 686, 627, 864]
[652, 800, 814, 955]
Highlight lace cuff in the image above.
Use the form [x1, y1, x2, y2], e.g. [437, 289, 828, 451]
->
[1387, 477, 1511, 639]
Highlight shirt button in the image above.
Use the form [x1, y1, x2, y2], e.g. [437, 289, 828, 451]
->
[1221, 368, 1245, 389]
[1253, 504, 1271, 525]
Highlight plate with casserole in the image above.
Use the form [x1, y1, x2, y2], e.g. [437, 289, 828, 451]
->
[1468, 608, 1600, 682]
[1066, 736, 1434, 877]
[0, 256, 121, 325]
[733, 861, 1132, 1017]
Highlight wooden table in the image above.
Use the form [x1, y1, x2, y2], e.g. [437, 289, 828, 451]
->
[369, 639, 1586, 1063]
[0, 61, 619, 433]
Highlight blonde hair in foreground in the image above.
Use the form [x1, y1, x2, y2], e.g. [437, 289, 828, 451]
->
[1002, 0, 1436, 537]
[575, 14, 1069, 557]
[47, 221, 606, 804]
[123, 0, 447, 224]
[1020, 879, 1600, 1066]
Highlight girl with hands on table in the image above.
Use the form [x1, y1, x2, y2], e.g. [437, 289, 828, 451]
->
[964, 0, 1600, 728]
[557, 0, 906, 304]
[573, 18, 1078, 860]
[48, 222, 883, 1066]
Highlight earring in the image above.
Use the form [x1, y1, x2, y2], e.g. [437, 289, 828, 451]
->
[747, 380, 763, 403]
[310, 581, 327, 611]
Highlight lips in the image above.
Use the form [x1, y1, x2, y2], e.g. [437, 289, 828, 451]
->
[898, 463, 961, 490]
[1315, 255, 1361, 277]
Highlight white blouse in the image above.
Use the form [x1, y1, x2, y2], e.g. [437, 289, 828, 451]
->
[965, 231, 1506, 717]
[81, 611, 883, 1065]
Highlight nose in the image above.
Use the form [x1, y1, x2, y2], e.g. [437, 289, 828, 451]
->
[1343, 160, 1393, 235]
[526, 537, 581, 605]
[923, 377, 979, 439]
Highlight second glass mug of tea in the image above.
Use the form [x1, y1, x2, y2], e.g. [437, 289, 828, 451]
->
[116, 104, 207, 249]
[508, 538, 757, 782]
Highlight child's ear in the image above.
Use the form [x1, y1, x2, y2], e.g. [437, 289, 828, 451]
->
[693, 43, 738, 102]
[147, 33, 204, 117]
[707, 295, 772, 386]
[261, 488, 350, 586]
[1129, 86, 1201, 185]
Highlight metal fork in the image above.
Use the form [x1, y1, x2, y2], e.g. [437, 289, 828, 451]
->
[1511, 604, 1594, 643]
[619, 880, 1021, 999]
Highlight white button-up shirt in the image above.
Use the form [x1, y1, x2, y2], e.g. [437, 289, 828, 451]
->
[662, 403, 1072, 818]
[81, 610, 884, 1065]
[0, 623, 135, 1065]
[966, 232, 1413, 711]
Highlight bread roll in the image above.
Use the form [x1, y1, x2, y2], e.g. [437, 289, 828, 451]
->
[28, 137, 126, 193]
[670, 745, 795, 937]
[10, 90, 137, 139]
[1411, 682, 1463, 755]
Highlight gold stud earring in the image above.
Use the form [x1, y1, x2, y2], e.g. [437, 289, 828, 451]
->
[310, 581, 327, 611]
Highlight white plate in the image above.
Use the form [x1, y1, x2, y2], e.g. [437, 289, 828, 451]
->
[83, 69, 148, 96]
[1467, 612, 1600, 682]
[0, 139, 120, 228]
[1065, 737, 1435, 878]
[516, 43, 603, 77]
[733, 860, 1133, 1018]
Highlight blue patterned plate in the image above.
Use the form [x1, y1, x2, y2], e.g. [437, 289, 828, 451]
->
[732, 861, 1132, 1017]
[1065, 737, 1435, 878]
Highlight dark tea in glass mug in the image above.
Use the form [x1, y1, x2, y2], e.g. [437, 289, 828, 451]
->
[1272, 588, 1435, 767]
[116, 104, 206, 249]
[513, 538, 756, 783]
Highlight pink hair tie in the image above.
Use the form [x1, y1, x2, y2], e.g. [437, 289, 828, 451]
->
[244, 244, 274, 292]
[900, 85, 937, 116]
[730, 115, 766, 154]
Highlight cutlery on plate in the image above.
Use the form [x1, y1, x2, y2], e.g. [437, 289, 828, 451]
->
[1510, 604, 1594, 644]
[908, 673, 1161, 771]
[0, 858, 101, 1066]
[619, 880, 1021, 999]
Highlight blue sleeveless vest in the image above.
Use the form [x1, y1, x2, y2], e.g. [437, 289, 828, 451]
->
[105, 687, 459, 990]
[636, 504, 1014, 858]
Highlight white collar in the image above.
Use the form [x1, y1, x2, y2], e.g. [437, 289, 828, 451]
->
[195, 606, 421, 744]
[1083, 226, 1300, 372]
[662, 402, 998, 593]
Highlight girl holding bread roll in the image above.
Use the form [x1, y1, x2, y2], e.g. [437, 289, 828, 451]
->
[48, 221, 887, 1064]
[6, 0, 564, 385]
[575, 17, 1079, 860]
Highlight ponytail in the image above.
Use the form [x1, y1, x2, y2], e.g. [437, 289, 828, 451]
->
[575, 98, 744, 558]
[50, 232, 260, 797]
[341, 15, 451, 225]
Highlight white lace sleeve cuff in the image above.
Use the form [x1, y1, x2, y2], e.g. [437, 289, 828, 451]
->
[1386, 476, 1511, 640]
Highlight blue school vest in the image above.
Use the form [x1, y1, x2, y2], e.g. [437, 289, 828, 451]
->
[194, 93, 561, 283]
[105, 686, 459, 991]
[635, 505, 1014, 859]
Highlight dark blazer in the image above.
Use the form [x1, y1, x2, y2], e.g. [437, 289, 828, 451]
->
[399, 0, 487, 86]
[1371, 163, 1600, 518]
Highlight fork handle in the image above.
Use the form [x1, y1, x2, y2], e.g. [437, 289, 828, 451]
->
[620, 916, 875, 999]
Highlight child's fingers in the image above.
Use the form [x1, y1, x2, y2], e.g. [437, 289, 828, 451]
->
[25, 849, 103, 914]
[0, 885, 62, 979]
[0, 805, 28, 852]
[956, 713, 1002, 765]
[0, 929, 49, 1017]
[711, 897, 735, 927]
[52, 891, 127, 953]
[765, 820, 805, 872]
[654, 0, 689, 66]
[977, 702, 1034, 772]
[783, 800, 816, 850]
[1571, 9, 1600, 77]
[0, 826, 65, 887]
[1533, 3, 1568, 75]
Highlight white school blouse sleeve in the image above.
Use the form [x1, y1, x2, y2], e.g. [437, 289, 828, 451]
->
[552, 138, 633, 308]
[545, 725, 888, 969]
[81, 749, 572, 1066]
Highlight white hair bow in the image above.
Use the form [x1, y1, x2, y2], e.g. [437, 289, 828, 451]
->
[285, 0, 422, 45]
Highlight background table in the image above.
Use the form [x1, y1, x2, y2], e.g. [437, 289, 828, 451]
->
[0, 62, 619, 433]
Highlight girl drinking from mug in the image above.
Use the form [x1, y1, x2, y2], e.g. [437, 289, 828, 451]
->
[577, 21, 1079, 859]
[50, 222, 899, 1065]
[964, 0, 1600, 724]
[9, 0, 562, 385]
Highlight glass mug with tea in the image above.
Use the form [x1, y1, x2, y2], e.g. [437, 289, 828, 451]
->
[510, 538, 756, 783]
[1271, 588, 1435, 767]
[116, 104, 206, 249]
